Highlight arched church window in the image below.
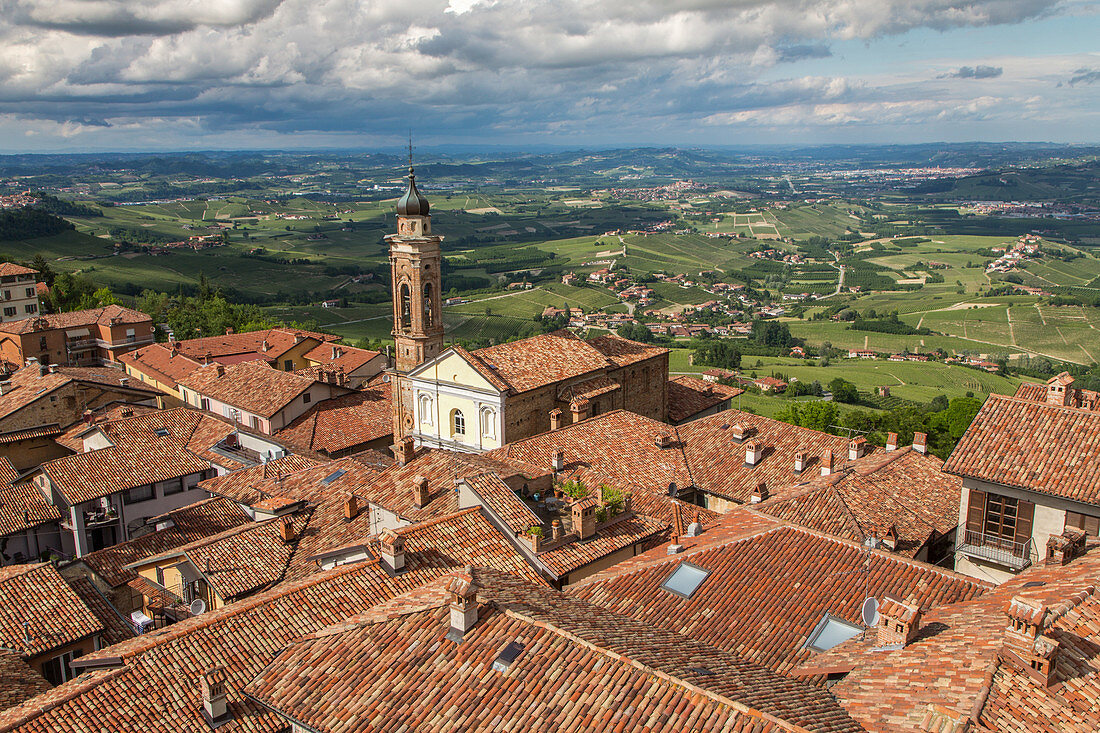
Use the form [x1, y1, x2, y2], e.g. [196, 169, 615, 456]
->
[451, 409, 465, 439]
[424, 282, 434, 328]
[419, 393, 434, 426]
[399, 283, 411, 329]
[480, 406, 496, 439]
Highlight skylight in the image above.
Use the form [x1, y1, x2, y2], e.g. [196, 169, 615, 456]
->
[660, 562, 709, 599]
[491, 641, 525, 673]
[321, 469, 347, 485]
[153, 428, 170, 437]
[804, 613, 863, 652]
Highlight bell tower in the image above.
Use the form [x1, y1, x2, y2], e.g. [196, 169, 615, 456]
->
[387, 164, 444, 441]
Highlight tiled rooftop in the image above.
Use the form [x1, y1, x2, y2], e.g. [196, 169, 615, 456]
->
[0, 563, 103, 658]
[0, 305, 149, 335]
[537, 513, 667, 576]
[117, 343, 202, 388]
[0, 364, 159, 423]
[0, 457, 60, 539]
[79, 496, 251, 588]
[754, 447, 961, 558]
[0, 263, 37, 277]
[667, 374, 744, 423]
[569, 509, 989, 675]
[172, 327, 336, 364]
[943, 392, 1100, 506]
[245, 567, 860, 733]
[803, 546, 1100, 732]
[459, 472, 540, 534]
[301, 342, 381, 374]
[178, 361, 321, 418]
[197, 454, 325, 506]
[275, 378, 391, 455]
[473, 330, 614, 393]
[587, 332, 669, 367]
[0, 652, 49, 714]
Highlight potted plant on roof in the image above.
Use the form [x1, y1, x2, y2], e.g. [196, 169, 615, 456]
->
[525, 525, 544, 552]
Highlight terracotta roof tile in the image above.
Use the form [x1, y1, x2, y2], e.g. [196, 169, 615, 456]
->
[197, 454, 325, 506]
[943, 392, 1100, 506]
[667, 375, 744, 423]
[64, 577, 134, 647]
[473, 330, 612, 393]
[117, 343, 202, 388]
[173, 327, 335, 364]
[0, 263, 37, 277]
[301, 342, 381, 374]
[536, 513, 667, 576]
[459, 473, 540, 534]
[0, 563, 103, 658]
[569, 510, 989, 675]
[0, 305, 148, 335]
[0, 652, 49, 714]
[275, 379, 391, 455]
[587, 332, 670, 367]
[0, 364, 158, 424]
[178, 361, 321, 418]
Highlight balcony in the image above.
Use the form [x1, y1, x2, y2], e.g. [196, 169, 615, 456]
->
[956, 528, 1033, 571]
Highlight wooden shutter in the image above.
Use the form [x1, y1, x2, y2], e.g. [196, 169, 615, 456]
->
[1014, 499, 1035, 546]
[965, 489, 986, 536]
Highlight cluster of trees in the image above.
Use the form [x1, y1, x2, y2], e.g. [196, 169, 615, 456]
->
[615, 322, 656, 343]
[775, 394, 983, 459]
[136, 275, 278, 340]
[849, 312, 930, 336]
[692, 339, 741, 370]
[0, 208, 74, 240]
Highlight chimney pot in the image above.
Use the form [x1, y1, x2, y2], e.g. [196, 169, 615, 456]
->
[343, 494, 360, 521]
[876, 595, 922, 649]
[744, 440, 762, 466]
[278, 516, 294, 543]
[392, 437, 415, 467]
[1003, 595, 1061, 687]
[730, 423, 746, 442]
[750, 482, 768, 503]
[551, 519, 563, 541]
[200, 667, 230, 727]
[225, 327, 234, 336]
[551, 448, 565, 472]
[821, 449, 834, 476]
[412, 475, 429, 509]
[886, 432, 898, 451]
[655, 432, 673, 449]
[794, 450, 806, 473]
[380, 529, 405, 573]
[571, 498, 598, 540]
[549, 409, 563, 431]
[913, 432, 928, 454]
[569, 398, 590, 423]
[849, 437, 867, 461]
[446, 568, 479, 641]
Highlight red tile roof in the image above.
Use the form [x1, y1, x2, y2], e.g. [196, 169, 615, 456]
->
[172, 327, 336, 364]
[197, 454, 325, 506]
[754, 448, 962, 557]
[245, 568, 861, 733]
[275, 379, 391, 455]
[79, 497, 251, 588]
[178, 361, 322, 418]
[569, 510, 989, 675]
[0, 563, 103, 658]
[459, 473, 540, 534]
[301, 342, 381, 374]
[0, 364, 159, 424]
[805, 547, 1100, 732]
[473, 330, 612, 393]
[587, 333, 669, 367]
[117, 343, 202, 388]
[0, 263, 37, 277]
[537, 513, 666, 576]
[0, 651, 49, 714]
[667, 374, 744, 423]
[64, 576, 133, 647]
[0, 305, 148, 335]
[0, 457, 60, 539]
[942, 392, 1100, 506]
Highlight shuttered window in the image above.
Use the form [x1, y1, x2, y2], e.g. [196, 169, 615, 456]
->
[1066, 511, 1100, 537]
[966, 489, 1034, 556]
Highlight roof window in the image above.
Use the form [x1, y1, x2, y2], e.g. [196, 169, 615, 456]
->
[153, 428, 170, 437]
[321, 469, 347, 485]
[660, 561, 709, 599]
[804, 612, 863, 652]
[491, 641, 525, 673]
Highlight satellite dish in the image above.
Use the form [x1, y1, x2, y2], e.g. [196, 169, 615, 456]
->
[861, 597, 879, 627]
[382, 374, 391, 383]
[189, 599, 207, 616]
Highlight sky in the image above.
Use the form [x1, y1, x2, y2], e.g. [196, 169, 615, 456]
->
[1, 0, 1098, 152]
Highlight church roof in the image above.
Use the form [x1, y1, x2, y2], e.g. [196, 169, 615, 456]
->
[396, 168, 429, 216]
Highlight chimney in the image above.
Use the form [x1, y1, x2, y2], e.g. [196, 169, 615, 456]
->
[82, 409, 93, 423]
[750, 482, 768, 503]
[1045, 527, 1086, 566]
[912, 432, 928, 455]
[331, 346, 339, 359]
[549, 408, 563, 431]
[278, 516, 294, 543]
[655, 432, 673, 449]
[1046, 372, 1074, 407]
[225, 327, 234, 336]
[119, 377, 129, 387]
[551, 448, 565, 472]
[214, 364, 225, 377]
[730, 423, 746, 442]
[392, 437, 415, 467]
[849, 437, 867, 461]
[261, 339, 269, 352]
[821, 449, 834, 476]
[446, 568, 479, 642]
[794, 451, 806, 473]
[886, 432, 898, 451]
[119, 407, 133, 418]
[668, 502, 685, 554]
[379, 529, 405, 574]
[203, 351, 213, 366]
[170, 340, 180, 353]
[686, 506, 703, 537]
[551, 519, 563, 541]
[876, 595, 922, 649]
[744, 440, 762, 466]
[343, 494, 360, 521]
[1003, 596, 1060, 687]
[38, 362, 47, 377]
[293, 333, 304, 344]
[0, 381, 11, 396]
[412, 475, 429, 509]
[571, 498, 597, 540]
[200, 667, 230, 728]
[882, 524, 898, 551]
[570, 398, 589, 424]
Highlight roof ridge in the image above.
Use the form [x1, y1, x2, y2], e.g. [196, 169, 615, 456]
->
[394, 506, 484, 535]
[0, 666, 131, 733]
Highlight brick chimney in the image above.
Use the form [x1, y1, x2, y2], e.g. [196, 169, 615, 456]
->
[551, 519, 563, 541]
[1046, 527, 1086, 566]
[886, 432, 898, 451]
[379, 529, 405, 573]
[214, 364, 225, 377]
[655, 432, 673, 449]
[446, 568, 479, 642]
[343, 494, 360, 521]
[203, 351, 213, 365]
[200, 667, 231, 728]
[744, 440, 762, 466]
[549, 408, 563, 431]
[1003, 596, 1060, 687]
[848, 437, 866, 461]
[820, 449, 834, 476]
[1046, 372, 1074, 407]
[750, 482, 768, 503]
[794, 450, 806, 473]
[170, 340, 180, 353]
[876, 595, 922, 648]
[730, 423, 746, 442]
[412, 475, 429, 509]
[572, 497, 598, 540]
[570, 398, 589, 423]
[392, 437, 415, 467]
[882, 524, 898, 551]
[913, 432, 928, 455]
[551, 448, 565, 471]
[261, 339, 269, 352]
[278, 516, 294, 543]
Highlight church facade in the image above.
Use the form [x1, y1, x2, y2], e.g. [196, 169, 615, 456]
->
[387, 169, 669, 454]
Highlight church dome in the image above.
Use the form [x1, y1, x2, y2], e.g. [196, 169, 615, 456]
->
[396, 168, 430, 216]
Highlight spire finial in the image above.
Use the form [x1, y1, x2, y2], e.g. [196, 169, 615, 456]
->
[408, 130, 414, 176]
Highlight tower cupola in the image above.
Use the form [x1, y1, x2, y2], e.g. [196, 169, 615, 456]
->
[396, 168, 430, 217]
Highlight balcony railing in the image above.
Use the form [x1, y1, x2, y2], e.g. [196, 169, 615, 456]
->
[956, 528, 1033, 570]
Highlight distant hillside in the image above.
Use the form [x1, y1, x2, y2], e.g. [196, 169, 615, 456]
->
[0, 207, 74, 240]
[914, 160, 1100, 205]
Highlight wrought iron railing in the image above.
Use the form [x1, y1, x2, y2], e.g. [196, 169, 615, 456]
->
[956, 528, 1032, 570]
